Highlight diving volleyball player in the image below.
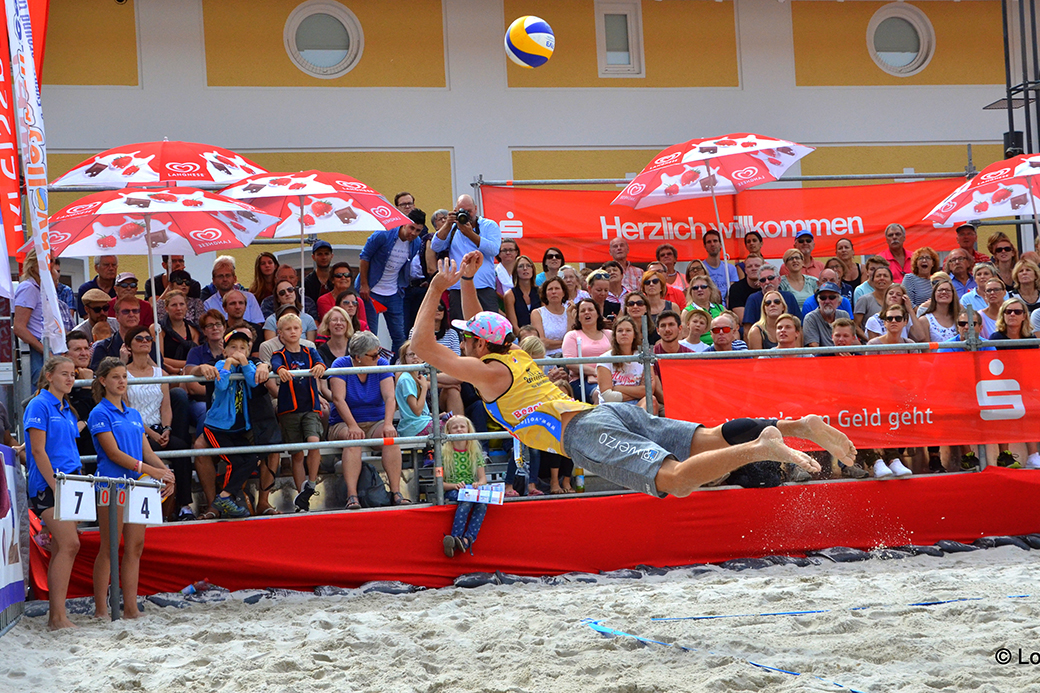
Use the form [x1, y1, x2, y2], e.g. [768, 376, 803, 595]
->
[412, 253, 857, 498]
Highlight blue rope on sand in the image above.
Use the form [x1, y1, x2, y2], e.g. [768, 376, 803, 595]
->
[651, 594, 1032, 621]
[582, 619, 867, 693]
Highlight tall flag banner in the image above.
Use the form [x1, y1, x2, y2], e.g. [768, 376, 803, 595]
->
[0, 6, 20, 297]
[5, 0, 63, 351]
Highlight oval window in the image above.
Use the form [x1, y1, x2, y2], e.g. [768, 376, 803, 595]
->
[285, 2, 364, 78]
[867, 4, 934, 77]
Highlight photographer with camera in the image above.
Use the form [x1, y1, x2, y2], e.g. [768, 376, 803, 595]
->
[431, 194, 502, 320]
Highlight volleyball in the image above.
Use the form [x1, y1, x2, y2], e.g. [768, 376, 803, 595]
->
[504, 16, 554, 68]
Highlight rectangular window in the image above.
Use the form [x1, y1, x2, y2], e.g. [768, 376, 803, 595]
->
[595, 1, 644, 78]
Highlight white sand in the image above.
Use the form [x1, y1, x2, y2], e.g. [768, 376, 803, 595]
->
[2, 547, 1038, 693]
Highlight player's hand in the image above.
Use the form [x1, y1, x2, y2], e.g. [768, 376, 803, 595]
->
[459, 250, 483, 278]
[431, 258, 462, 292]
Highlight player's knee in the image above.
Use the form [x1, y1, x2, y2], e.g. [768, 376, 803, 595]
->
[721, 418, 779, 446]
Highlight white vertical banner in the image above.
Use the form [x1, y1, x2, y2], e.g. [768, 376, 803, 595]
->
[5, 0, 64, 352]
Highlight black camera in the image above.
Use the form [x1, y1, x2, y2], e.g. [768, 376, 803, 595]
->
[455, 210, 471, 226]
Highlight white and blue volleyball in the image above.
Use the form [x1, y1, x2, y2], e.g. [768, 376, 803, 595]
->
[505, 16, 554, 68]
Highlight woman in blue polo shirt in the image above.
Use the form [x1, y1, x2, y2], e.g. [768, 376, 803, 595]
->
[24, 355, 83, 630]
[88, 357, 174, 620]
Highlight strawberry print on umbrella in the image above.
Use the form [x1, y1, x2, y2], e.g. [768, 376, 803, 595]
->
[611, 133, 814, 210]
[51, 140, 268, 188]
[925, 153, 1040, 227]
[49, 187, 279, 258]
[221, 170, 412, 235]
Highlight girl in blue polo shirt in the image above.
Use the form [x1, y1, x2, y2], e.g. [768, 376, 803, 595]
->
[24, 355, 82, 630]
[88, 357, 174, 620]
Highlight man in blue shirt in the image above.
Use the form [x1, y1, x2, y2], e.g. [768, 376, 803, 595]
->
[358, 218, 422, 352]
[430, 194, 501, 320]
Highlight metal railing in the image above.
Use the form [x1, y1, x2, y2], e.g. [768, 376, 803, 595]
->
[25, 326, 1035, 505]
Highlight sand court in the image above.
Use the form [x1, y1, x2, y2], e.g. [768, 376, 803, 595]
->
[2, 546, 1037, 692]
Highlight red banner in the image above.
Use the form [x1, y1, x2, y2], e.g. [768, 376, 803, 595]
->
[481, 178, 963, 263]
[661, 350, 1040, 448]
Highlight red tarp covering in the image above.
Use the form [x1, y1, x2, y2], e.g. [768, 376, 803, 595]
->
[29, 467, 1040, 599]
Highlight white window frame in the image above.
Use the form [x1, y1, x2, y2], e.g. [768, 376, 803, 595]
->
[594, 0, 645, 78]
[866, 3, 935, 78]
[284, 0, 364, 79]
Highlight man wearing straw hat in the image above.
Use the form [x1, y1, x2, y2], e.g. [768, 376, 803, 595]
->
[413, 252, 857, 498]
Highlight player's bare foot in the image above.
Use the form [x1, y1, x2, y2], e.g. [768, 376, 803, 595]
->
[48, 617, 77, 630]
[781, 415, 857, 466]
[124, 609, 141, 619]
[757, 427, 821, 474]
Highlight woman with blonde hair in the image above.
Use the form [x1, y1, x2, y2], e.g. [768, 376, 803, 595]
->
[316, 306, 354, 367]
[747, 290, 788, 350]
[684, 273, 725, 318]
[779, 248, 818, 312]
[1010, 258, 1040, 313]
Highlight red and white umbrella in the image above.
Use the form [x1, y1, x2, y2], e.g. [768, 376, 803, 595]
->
[49, 187, 278, 257]
[222, 170, 412, 275]
[51, 140, 268, 188]
[611, 133, 814, 210]
[925, 153, 1040, 227]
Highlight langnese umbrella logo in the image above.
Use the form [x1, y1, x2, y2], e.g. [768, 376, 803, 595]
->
[980, 167, 1012, 183]
[940, 200, 957, 213]
[625, 182, 646, 197]
[653, 151, 682, 167]
[336, 180, 372, 192]
[48, 231, 71, 245]
[166, 162, 201, 174]
[190, 228, 224, 243]
[371, 205, 393, 219]
[732, 166, 760, 181]
[63, 201, 103, 217]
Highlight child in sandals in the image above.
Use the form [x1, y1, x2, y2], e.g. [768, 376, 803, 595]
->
[440, 415, 489, 557]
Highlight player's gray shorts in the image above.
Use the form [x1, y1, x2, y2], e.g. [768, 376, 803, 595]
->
[562, 402, 701, 497]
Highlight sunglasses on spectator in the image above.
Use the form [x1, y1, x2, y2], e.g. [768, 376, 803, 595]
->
[277, 288, 295, 297]
[545, 254, 562, 260]
[333, 272, 350, 279]
[132, 334, 153, 343]
[818, 294, 839, 301]
[626, 300, 646, 308]
[644, 278, 661, 285]
[710, 326, 733, 335]
[117, 281, 138, 289]
[86, 304, 108, 313]
[172, 279, 189, 286]
[994, 246, 1014, 253]
[119, 308, 140, 315]
[342, 299, 358, 307]
[763, 298, 783, 306]
[759, 275, 777, 282]
[1004, 308, 1025, 315]
[957, 321, 970, 327]
[690, 284, 709, 291]
[882, 315, 905, 322]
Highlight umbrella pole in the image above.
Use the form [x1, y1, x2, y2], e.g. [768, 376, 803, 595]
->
[705, 160, 733, 289]
[299, 195, 306, 293]
[144, 215, 162, 371]
[1029, 193, 1040, 253]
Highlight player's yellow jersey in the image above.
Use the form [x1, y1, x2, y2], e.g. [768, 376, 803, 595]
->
[480, 350, 594, 455]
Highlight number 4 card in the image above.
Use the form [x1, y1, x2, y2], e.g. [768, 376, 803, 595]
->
[54, 479, 97, 522]
[124, 484, 164, 525]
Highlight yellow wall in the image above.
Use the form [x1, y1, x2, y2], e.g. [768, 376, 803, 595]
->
[800, 143, 1004, 187]
[203, 0, 445, 87]
[47, 149, 454, 286]
[505, 0, 738, 88]
[511, 148, 662, 189]
[42, 0, 138, 86]
[792, 1, 1004, 86]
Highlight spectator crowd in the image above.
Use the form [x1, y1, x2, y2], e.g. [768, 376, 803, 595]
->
[17, 199, 1040, 535]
